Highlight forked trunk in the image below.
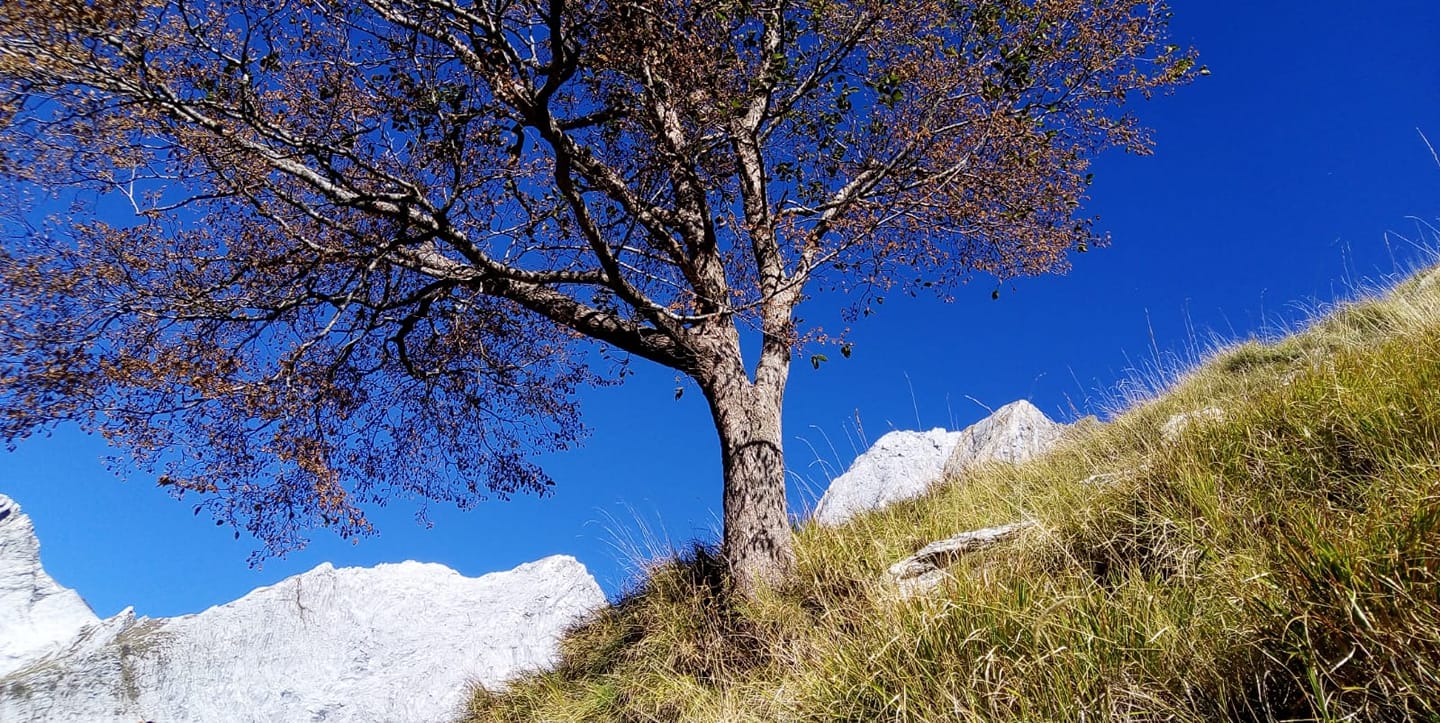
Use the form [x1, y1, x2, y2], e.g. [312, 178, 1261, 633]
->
[701, 367, 794, 598]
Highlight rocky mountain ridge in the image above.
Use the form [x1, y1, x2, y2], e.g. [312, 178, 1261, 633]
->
[0, 493, 605, 723]
[812, 400, 1065, 525]
[0, 496, 100, 679]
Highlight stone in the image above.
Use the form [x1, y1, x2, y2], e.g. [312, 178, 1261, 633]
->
[886, 520, 1035, 596]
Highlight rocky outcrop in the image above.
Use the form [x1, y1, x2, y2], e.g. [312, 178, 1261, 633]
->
[0, 493, 605, 723]
[0, 495, 100, 678]
[813, 401, 1064, 525]
[886, 521, 1036, 596]
[812, 428, 961, 526]
[941, 400, 1066, 481]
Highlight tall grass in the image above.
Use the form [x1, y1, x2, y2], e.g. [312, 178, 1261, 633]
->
[463, 263, 1440, 722]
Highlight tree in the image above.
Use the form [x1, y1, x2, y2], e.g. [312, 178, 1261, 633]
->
[0, 0, 1193, 596]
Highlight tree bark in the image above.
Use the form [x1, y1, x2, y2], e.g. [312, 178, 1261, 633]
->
[697, 339, 794, 598]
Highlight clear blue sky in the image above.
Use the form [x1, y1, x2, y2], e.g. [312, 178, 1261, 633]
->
[4, 1, 1439, 619]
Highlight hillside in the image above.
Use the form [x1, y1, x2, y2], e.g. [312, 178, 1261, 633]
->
[464, 263, 1440, 722]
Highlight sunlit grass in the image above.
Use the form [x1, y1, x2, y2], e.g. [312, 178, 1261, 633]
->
[463, 262, 1440, 722]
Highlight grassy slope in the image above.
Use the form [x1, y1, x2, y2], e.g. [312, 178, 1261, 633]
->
[464, 266, 1440, 722]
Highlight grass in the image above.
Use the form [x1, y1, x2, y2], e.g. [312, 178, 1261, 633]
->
[462, 263, 1440, 722]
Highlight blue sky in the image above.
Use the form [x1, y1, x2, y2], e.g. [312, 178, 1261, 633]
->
[4, 1, 1440, 619]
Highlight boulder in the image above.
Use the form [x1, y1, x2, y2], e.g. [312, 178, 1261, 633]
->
[886, 520, 1035, 596]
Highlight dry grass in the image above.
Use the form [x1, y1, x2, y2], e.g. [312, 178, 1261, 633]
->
[463, 262, 1440, 722]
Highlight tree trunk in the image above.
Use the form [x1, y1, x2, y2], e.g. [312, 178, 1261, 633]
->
[700, 359, 794, 599]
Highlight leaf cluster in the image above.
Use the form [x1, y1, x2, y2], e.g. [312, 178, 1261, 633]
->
[0, 0, 1194, 553]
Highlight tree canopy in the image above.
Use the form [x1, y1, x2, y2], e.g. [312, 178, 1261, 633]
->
[0, 0, 1194, 590]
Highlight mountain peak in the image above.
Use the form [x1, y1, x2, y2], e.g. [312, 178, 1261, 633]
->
[811, 400, 1065, 525]
[0, 493, 99, 678]
[0, 492, 605, 722]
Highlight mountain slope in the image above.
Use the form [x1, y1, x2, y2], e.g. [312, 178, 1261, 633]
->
[465, 264, 1440, 722]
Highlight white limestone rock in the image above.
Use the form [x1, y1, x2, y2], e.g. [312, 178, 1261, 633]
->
[812, 401, 1064, 526]
[941, 400, 1066, 480]
[812, 428, 962, 526]
[0, 494, 100, 679]
[0, 495, 605, 723]
[886, 520, 1036, 597]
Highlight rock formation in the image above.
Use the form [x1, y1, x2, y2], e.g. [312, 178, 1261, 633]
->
[0, 496, 100, 678]
[886, 520, 1036, 596]
[0, 493, 605, 723]
[940, 400, 1066, 480]
[811, 428, 961, 526]
[812, 400, 1064, 525]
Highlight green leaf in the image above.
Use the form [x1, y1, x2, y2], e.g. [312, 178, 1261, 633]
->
[810, 354, 828, 370]
[840, 343, 852, 359]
